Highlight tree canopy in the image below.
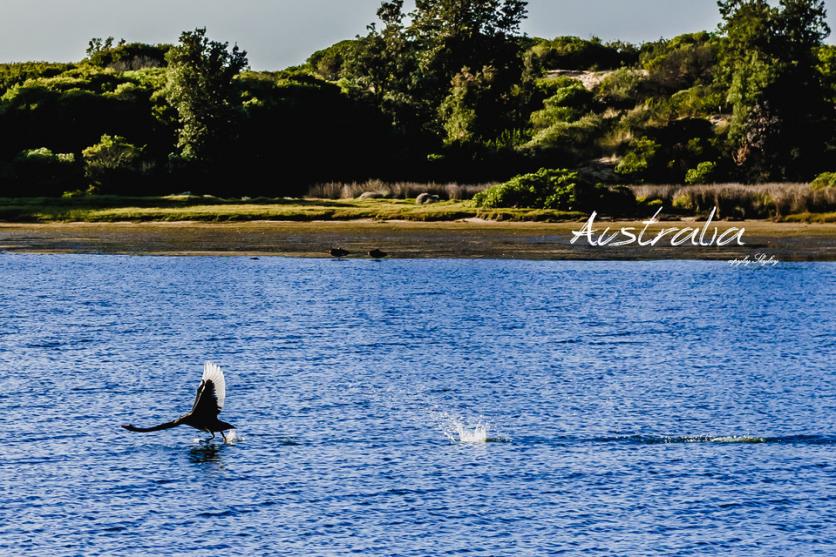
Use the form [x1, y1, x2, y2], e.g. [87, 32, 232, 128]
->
[0, 1, 833, 198]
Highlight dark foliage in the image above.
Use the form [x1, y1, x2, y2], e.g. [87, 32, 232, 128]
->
[0, 0, 832, 196]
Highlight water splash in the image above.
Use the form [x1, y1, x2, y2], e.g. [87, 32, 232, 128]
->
[433, 411, 508, 444]
[224, 429, 243, 444]
[190, 430, 243, 445]
[451, 421, 489, 444]
[360, 382, 509, 444]
[601, 434, 777, 445]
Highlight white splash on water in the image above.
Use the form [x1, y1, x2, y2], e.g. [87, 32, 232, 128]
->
[224, 429, 243, 444]
[686, 435, 766, 444]
[190, 430, 243, 444]
[455, 422, 489, 444]
[434, 411, 502, 444]
[361, 383, 509, 445]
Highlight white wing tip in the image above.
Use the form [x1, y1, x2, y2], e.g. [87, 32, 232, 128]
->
[203, 361, 223, 376]
[202, 361, 227, 410]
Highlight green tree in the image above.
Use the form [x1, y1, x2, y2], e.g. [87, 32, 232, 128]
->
[307, 40, 358, 80]
[717, 0, 832, 179]
[345, 0, 528, 142]
[164, 28, 248, 164]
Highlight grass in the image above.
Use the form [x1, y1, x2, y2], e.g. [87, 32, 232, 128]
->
[777, 211, 836, 223]
[0, 183, 833, 223]
[307, 180, 492, 200]
[0, 195, 584, 223]
[627, 183, 836, 219]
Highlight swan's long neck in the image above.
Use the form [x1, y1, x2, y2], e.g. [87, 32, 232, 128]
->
[123, 419, 180, 432]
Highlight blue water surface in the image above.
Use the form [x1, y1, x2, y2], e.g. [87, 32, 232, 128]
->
[0, 255, 834, 556]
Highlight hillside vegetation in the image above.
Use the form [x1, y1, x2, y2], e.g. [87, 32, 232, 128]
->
[0, 0, 833, 204]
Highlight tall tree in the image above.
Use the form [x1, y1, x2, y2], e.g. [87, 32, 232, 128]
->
[346, 0, 528, 143]
[165, 28, 248, 164]
[717, 0, 832, 179]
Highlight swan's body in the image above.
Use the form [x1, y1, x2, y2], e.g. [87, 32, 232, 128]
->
[368, 249, 387, 259]
[330, 247, 350, 257]
[122, 362, 235, 440]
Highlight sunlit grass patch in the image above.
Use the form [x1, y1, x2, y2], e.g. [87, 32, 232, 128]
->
[778, 212, 836, 223]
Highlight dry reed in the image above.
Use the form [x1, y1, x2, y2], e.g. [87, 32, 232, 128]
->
[626, 183, 836, 219]
[307, 180, 493, 200]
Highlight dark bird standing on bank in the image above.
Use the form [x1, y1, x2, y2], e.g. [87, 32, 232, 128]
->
[368, 249, 387, 259]
[330, 247, 350, 257]
[122, 362, 235, 441]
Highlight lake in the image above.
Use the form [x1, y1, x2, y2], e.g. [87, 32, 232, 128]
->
[0, 255, 834, 555]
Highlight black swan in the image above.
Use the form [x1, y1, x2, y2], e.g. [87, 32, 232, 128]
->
[122, 362, 235, 441]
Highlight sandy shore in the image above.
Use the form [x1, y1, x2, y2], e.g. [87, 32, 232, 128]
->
[1, 220, 835, 260]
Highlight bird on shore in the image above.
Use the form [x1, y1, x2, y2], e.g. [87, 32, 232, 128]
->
[330, 247, 350, 258]
[122, 362, 235, 442]
[368, 248, 387, 259]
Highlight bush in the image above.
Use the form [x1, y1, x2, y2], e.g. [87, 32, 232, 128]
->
[0, 62, 76, 91]
[86, 39, 171, 70]
[529, 83, 594, 126]
[640, 32, 717, 91]
[615, 137, 660, 179]
[473, 168, 578, 209]
[595, 68, 652, 108]
[544, 83, 593, 111]
[9, 148, 81, 196]
[811, 171, 836, 190]
[307, 40, 357, 80]
[473, 168, 635, 214]
[529, 36, 638, 71]
[685, 161, 718, 185]
[524, 113, 604, 161]
[82, 134, 152, 194]
[669, 85, 726, 118]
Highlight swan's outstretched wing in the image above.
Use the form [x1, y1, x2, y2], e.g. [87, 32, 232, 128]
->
[189, 362, 226, 419]
[202, 361, 226, 411]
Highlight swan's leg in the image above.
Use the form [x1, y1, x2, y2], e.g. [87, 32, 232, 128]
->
[221, 431, 227, 443]
[209, 431, 215, 441]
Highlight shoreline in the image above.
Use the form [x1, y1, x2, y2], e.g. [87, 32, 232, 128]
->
[1, 220, 835, 260]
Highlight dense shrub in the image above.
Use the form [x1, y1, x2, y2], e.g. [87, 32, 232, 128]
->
[668, 85, 727, 118]
[307, 40, 357, 81]
[614, 118, 722, 183]
[640, 32, 718, 91]
[6, 148, 81, 196]
[523, 113, 604, 161]
[529, 82, 594, 127]
[82, 134, 152, 193]
[87, 39, 171, 70]
[0, 62, 76, 91]
[685, 161, 718, 184]
[473, 167, 635, 213]
[615, 137, 660, 180]
[594, 68, 653, 108]
[0, 70, 166, 157]
[529, 36, 639, 71]
[545, 82, 593, 111]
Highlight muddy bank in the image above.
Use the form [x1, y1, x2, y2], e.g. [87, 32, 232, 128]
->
[0, 220, 834, 260]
